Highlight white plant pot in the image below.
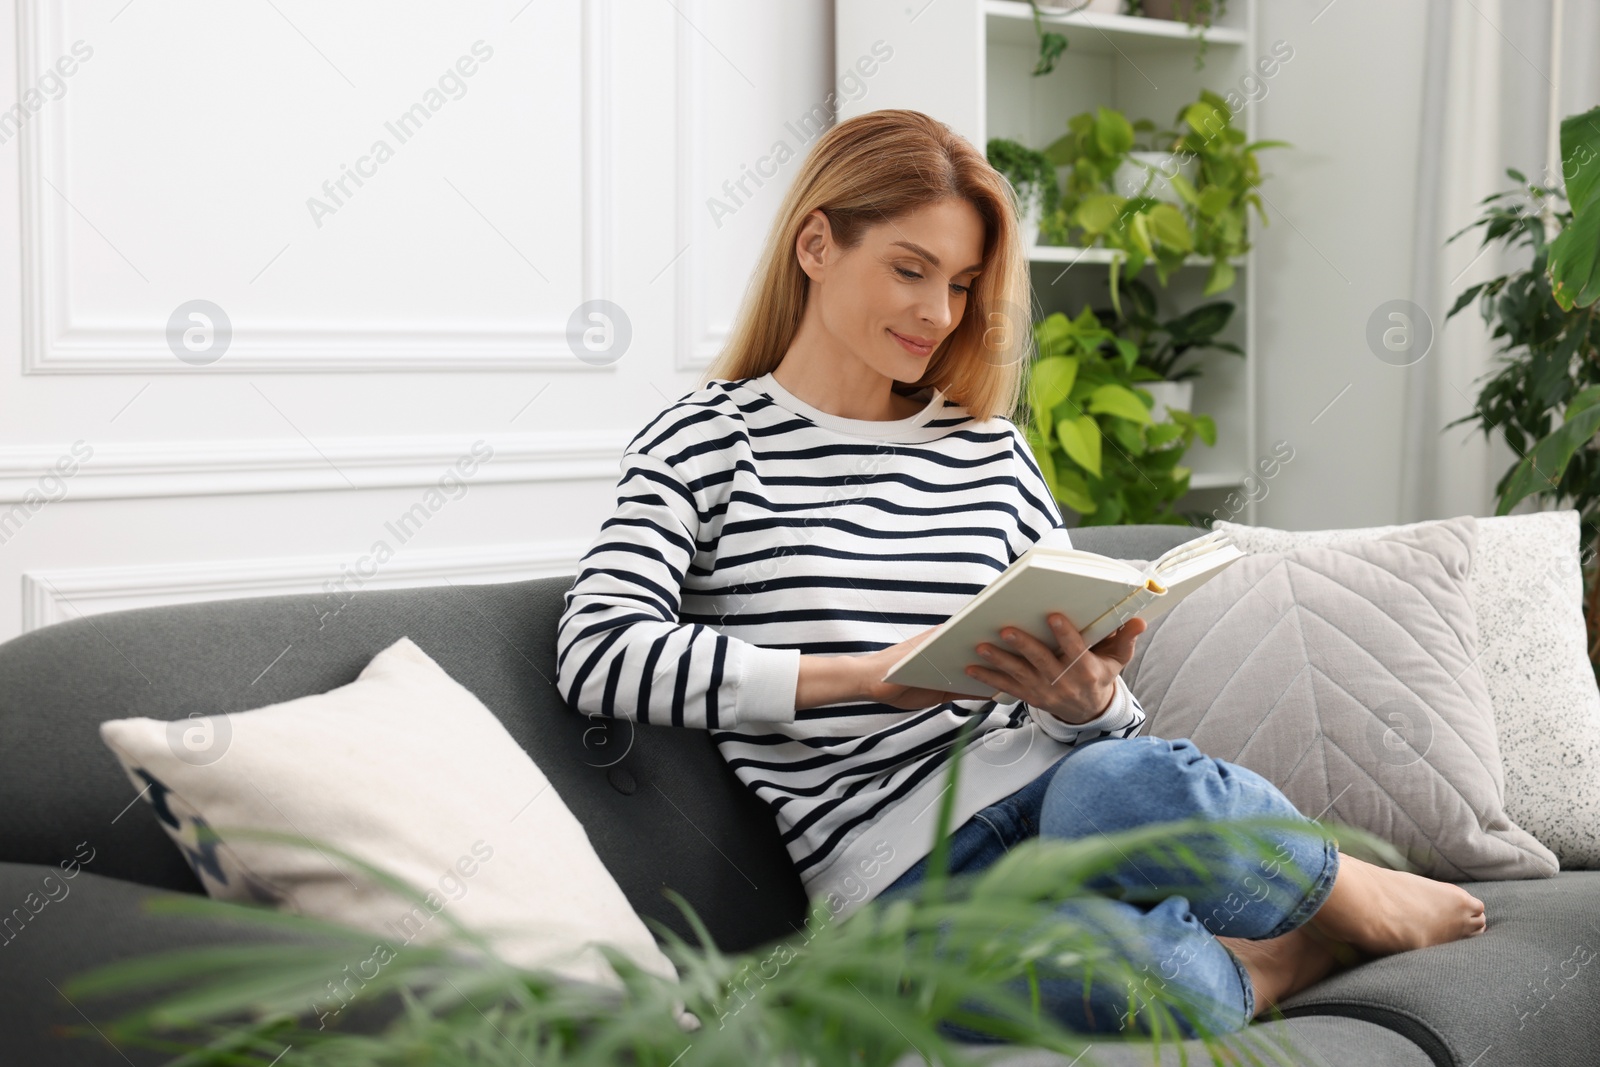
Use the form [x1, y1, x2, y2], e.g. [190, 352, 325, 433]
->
[1113, 151, 1198, 204]
[1021, 196, 1043, 251]
[1141, 380, 1194, 423]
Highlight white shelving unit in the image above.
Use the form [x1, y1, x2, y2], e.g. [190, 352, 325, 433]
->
[836, 0, 1261, 526]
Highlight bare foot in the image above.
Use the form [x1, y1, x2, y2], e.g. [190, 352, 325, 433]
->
[1219, 928, 1344, 1018]
[1309, 852, 1488, 956]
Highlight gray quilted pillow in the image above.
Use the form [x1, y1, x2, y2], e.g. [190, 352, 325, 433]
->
[1124, 514, 1558, 881]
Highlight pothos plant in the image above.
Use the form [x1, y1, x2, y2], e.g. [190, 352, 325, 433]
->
[1040, 91, 1287, 313]
[1023, 305, 1217, 525]
[1445, 105, 1600, 677]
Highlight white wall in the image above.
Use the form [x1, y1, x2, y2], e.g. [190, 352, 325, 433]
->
[1249, 0, 1553, 530]
[0, 0, 834, 640]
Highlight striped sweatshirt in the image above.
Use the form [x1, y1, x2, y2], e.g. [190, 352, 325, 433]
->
[554, 371, 1146, 924]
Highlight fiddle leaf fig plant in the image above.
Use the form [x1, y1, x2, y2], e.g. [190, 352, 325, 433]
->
[1024, 306, 1216, 525]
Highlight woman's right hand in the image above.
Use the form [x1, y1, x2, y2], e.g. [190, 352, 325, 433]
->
[857, 625, 985, 710]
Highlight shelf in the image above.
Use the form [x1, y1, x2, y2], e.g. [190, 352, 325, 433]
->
[1027, 246, 1247, 268]
[985, 1, 1248, 56]
[1186, 473, 1248, 490]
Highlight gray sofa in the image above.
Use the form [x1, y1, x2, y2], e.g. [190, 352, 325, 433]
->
[2, 523, 1596, 1066]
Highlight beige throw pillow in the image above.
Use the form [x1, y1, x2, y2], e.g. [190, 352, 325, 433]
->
[99, 635, 680, 992]
[1214, 510, 1600, 868]
[1125, 516, 1557, 881]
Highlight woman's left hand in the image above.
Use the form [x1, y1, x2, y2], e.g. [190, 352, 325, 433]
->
[964, 613, 1147, 726]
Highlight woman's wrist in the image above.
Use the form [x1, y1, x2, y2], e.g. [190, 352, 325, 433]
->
[1041, 676, 1121, 726]
[795, 653, 868, 711]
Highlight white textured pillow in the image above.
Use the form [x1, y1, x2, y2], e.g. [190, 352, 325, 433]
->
[99, 636, 679, 991]
[1216, 511, 1600, 868]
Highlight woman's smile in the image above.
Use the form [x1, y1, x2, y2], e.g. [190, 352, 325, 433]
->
[888, 328, 935, 356]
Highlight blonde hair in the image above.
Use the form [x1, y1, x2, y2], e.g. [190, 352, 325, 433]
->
[700, 109, 1034, 425]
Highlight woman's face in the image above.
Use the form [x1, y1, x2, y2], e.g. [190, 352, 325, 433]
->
[807, 197, 986, 383]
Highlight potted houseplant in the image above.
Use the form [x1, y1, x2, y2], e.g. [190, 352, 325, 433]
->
[988, 137, 1061, 251]
[1445, 105, 1600, 678]
[1164, 89, 1290, 297]
[1123, 0, 1230, 71]
[1039, 107, 1197, 314]
[1100, 275, 1243, 421]
[1040, 92, 1287, 308]
[1115, 121, 1199, 205]
[1024, 305, 1217, 525]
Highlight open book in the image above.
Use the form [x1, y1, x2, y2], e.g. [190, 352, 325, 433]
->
[881, 528, 1244, 701]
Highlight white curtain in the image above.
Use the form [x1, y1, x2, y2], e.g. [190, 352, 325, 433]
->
[1398, 0, 1600, 522]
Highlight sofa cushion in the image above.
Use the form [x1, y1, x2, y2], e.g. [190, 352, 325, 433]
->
[931, 1014, 1435, 1065]
[1124, 516, 1557, 880]
[1217, 511, 1600, 868]
[1279, 870, 1600, 1066]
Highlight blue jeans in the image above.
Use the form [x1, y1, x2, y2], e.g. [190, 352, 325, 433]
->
[877, 734, 1340, 1043]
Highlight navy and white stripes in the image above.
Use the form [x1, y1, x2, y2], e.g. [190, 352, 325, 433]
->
[555, 371, 1145, 921]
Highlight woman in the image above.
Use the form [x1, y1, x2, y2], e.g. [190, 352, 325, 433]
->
[554, 108, 1487, 1041]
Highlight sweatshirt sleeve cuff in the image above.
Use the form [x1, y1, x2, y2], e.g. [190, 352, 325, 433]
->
[1029, 675, 1139, 742]
[732, 643, 801, 725]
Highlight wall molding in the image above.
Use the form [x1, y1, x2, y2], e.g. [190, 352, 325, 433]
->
[16, 1, 619, 373]
[22, 539, 589, 632]
[675, 0, 729, 372]
[0, 430, 631, 502]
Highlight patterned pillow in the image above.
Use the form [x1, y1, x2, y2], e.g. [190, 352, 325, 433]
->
[1215, 511, 1600, 869]
[1125, 515, 1557, 880]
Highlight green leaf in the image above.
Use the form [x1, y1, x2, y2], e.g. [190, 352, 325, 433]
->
[1196, 186, 1233, 218]
[1496, 402, 1600, 513]
[1112, 337, 1140, 371]
[1051, 466, 1099, 514]
[1146, 203, 1193, 251]
[1567, 385, 1600, 419]
[1559, 106, 1600, 213]
[1145, 422, 1186, 448]
[1055, 415, 1102, 477]
[1088, 383, 1152, 424]
[1549, 193, 1600, 310]
[1203, 258, 1237, 296]
[1165, 301, 1234, 342]
[1027, 422, 1061, 491]
[1182, 101, 1229, 140]
[1094, 107, 1134, 156]
[1073, 193, 1126, 234]
[1127, 213, 1155, 257]
[1166, 173, 1200, 207]
[1027, 356, 1078, 428]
